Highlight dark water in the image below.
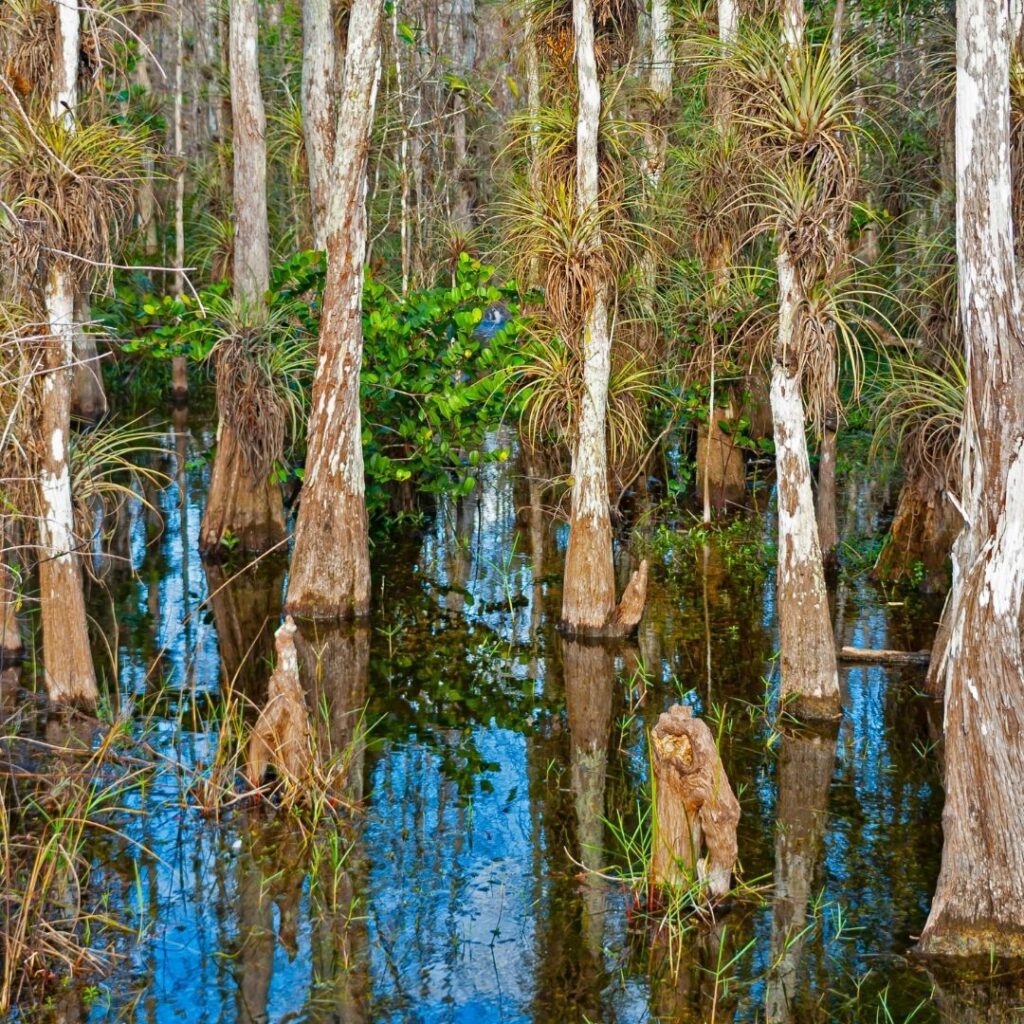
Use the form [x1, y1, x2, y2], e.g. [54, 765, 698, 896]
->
[9, 411, 1015, 1023]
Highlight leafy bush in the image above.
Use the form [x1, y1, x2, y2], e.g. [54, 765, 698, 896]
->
[98, 251, 529, 522]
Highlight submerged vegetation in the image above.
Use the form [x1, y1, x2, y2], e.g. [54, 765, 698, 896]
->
[2, 0, 1024, 1019]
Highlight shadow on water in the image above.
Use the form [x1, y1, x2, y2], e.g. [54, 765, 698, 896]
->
[9, 412, 1024, 1023]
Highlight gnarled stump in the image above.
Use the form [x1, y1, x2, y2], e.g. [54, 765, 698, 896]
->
[609, 559, 648, 635]
[247, 617, 311, 792]
[651, 703, 740, 899]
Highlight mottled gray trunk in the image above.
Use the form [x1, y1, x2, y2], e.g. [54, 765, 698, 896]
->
[286, 0, 382, 619]
[561, 0, 616, 634]
[301, 0, 340, 249]
[772, 254, 840, 719]
[229, 0, 270, 298]
[918, 0, 1024, 956]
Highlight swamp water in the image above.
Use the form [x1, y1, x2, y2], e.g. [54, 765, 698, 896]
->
[6, 413, 1019, 1023]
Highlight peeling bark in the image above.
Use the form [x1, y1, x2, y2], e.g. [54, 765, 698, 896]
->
[874, 471, 961, 594]
[302, 0, 340, 249]
[561, 0, 616, 635]
[918, 0, 1024, 956]
[247, 617, 312, 791]
[39, 271, 98, 708]
[229, 0, 270, 299]
[650, 703, 740, 899]
[286, 0, 382, 620]
[199, 421, 285, 555]
[771, 269, 840, 719]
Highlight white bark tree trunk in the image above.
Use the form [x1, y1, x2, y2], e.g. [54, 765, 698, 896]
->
[772, 252, 840, 718]
[34, 0, 98, 707]
[286, 0, 382, 619]
[719, 0, 739, 44]
[134, 51, 159, 256]
[639, 0, 673, 310]
[229, 0, 270, 299]
[781, 0, 804, 53]
[301, 0, 339, 250]
[918, 0, 1024, 955]
[40, 271, 99, 706]
[561, 0, 616, 634]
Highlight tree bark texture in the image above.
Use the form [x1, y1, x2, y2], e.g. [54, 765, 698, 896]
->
[301, 0, 340, 249]
[874, 471, 960, 594]
[561, 0, 616, 634]
[134, 44, 158, 255]
[696, 400, 747, 513]
[650, 704, 740, 899]
[286, 0, 383, 620]
[199, 421, 286, 555]
[71, 294, 106, 421]
[719, 0, 739, 43]
[39, 272, 98, 707]
[918, 0, 1024, 956]
[295, 622, 370, 804]
[815, 416, 838, 564]
[450, 0, 477, 232]
[771, 254, 840, 719]
[229, 0, 270, 300]
[247, 617, 312, 791]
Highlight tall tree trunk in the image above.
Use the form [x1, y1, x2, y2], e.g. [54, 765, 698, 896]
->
[134, 48, 159, 256]
[815, 409, 838, 566]
[40, 271, 99, 707]
[696, 398, 746, 514]
[772, 252, 840, 719]
[561, 0, 616, 634]
[36, 1, 98, 708]
[228, 0, 270, 298]
[771, 2, 840, 720]
[719, 0, 739, 41]
[638, 0, 672, 317]
[918, 0, 1024, 956]
[171, 0, 188, 397]
[301, 0, 339, 249]
[285, 0, 382, 619]
[200, 0, 283, 555]
[71, 293, 107, 421]
[873, 471, 961, 593]
[450, 0, 477, 232]
[199, 421, 286, 554]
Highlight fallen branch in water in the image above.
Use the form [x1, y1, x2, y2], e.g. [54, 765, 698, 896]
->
[839, 646, 931, 666]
